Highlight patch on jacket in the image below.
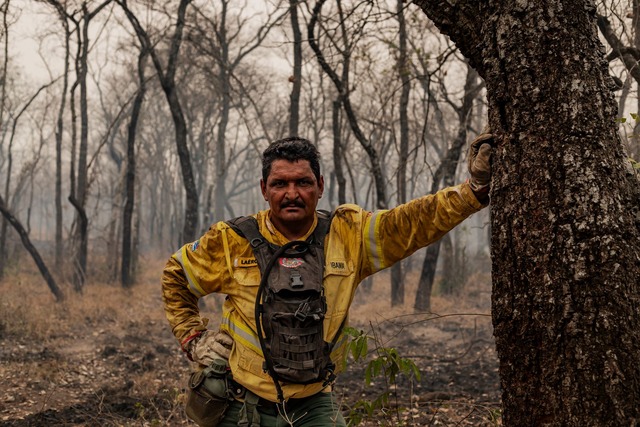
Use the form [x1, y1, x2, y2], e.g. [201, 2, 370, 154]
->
[325, 259, 351, 275]
[191, 240, 200, 251]
[279, 258, 304, 268]
[234, 257, 258, 267]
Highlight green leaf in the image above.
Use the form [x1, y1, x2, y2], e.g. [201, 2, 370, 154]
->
[616, 117, 627, 123]
[631, 112, 640, 122]
[352, 337, 366, 361]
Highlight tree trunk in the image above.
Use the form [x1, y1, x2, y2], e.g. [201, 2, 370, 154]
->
[0, 132, 11, 281]
[332, 99, 347, 205]
[70, 0, 112, 291]
[119, 0, 198, 242]
[396, 0, 410, 207]
[439, 233, 462, 296]
[289, 0, 302, 137]
[70, 4, 92, 291]
[1, 80, 57, 280]
[632, 0, 640, 160]
[414, 240, 437, 312]
[122, 50, 146, 288]
[0, 0, 10, 280]
[390, 0, 411, 307]
[214, 2, 230, 223]
[54, 11, 70, 273]
[416, 1, 640, 424]
[0, 195, 64, 302]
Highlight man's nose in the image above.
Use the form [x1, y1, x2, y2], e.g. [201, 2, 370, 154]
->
[285, 183, 299, 199]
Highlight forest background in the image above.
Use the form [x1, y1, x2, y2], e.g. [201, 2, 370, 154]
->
[0, 0, 639, 426]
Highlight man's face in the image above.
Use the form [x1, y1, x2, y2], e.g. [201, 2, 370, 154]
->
[261, 159, 324, 237]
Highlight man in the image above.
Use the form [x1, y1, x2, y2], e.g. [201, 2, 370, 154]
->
[162, 135, 493, 426]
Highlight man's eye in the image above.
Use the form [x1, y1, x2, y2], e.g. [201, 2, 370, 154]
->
[299, 180, 312, 186]
[272, 181, 285, 187]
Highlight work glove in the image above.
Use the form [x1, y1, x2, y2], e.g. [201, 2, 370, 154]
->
[467, 131, 494, 198]
[189, 330, 233, 366]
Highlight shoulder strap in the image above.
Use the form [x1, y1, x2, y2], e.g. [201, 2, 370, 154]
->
[309, 209, 332, 247]
[226, 216, 266, 250]
[226, 216, 274, 275]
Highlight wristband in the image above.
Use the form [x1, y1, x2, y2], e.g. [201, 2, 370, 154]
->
[181, 331, 204, 361]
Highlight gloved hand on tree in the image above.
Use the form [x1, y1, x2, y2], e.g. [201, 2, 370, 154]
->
[188, 330, 233, 366]
[468, 131, 494, 201]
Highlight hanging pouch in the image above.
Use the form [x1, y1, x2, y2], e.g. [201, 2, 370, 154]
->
[185, 359, 231, 427]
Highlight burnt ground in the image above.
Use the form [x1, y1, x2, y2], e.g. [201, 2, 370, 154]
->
[0, 269, 500, 426]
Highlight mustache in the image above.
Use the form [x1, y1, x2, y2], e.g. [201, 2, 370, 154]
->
[280, 200, 305, 209]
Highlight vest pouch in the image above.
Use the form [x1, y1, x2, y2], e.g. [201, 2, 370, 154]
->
[185, 359, 230, 427]
[264, 291, 329, 384]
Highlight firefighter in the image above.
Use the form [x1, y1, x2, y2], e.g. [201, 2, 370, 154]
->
[162, 134, 493, 426]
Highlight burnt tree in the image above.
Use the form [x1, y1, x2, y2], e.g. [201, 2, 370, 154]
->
[119, 0, 199, 242]
[415, 1, 640, 425]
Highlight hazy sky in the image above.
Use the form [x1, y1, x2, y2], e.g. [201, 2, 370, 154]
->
[10, 1, 290, 89]
[12, 4, 63, 83]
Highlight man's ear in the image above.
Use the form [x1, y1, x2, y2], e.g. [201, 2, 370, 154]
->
[318, 175, 325, 198]
[260, 179, 267, 201]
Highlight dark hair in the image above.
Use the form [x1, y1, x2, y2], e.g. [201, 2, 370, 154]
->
[261, 137, 321, 182]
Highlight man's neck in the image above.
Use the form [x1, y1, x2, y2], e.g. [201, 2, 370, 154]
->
[268, 216, 314, 241]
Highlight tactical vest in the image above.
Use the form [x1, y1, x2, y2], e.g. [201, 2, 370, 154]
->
[226, 211, 343, 402]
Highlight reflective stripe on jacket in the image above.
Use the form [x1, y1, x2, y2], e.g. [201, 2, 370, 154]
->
[161, 182, 484, 402]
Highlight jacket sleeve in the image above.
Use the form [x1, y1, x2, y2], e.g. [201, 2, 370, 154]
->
[362, 182, 485, 275]
[161, 223, 233, 345]
[162, 256, 208, 346]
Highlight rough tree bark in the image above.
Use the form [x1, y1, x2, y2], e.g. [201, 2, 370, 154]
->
[414, 1, 640, 425]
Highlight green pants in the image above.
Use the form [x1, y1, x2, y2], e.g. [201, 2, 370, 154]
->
[218, 392, 347, 427]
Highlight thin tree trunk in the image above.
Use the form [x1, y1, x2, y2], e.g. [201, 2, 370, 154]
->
[332, 99, 346, 205]
[633, 0, 640, 160]
[0, 195, 63, 301]
[289, 0, 302, 136]
[0, 80, 56, 279]
[0, 0, 9, 280]
[72, 6, 91, 291]
[119, 0, 198, 242]
[396, 0, 410, 207]
[390, 0, 411, 307]
[122, 50, 147, 287]
[214, 2, 230, 223]
[54, 9, 70, 273]
[69, 0, 112, 291]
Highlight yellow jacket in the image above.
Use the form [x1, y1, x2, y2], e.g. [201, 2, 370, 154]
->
[162, 183, 484, 402]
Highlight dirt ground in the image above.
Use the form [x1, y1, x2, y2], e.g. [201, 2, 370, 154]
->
[0, 260, 500, 426]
